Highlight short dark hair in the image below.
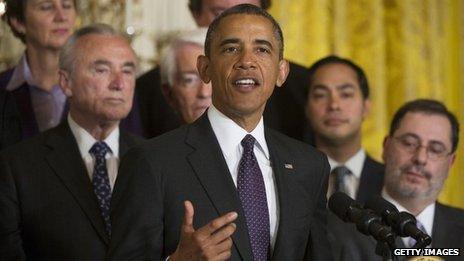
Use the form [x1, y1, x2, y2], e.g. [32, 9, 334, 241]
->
[389, 99, 460, 153]
[3, 0, 27, 42]
[188, 0, 271, 14]
[2, 0, 77, 43]
[307, 55, 370, 100]
[204, 3, 284, 59]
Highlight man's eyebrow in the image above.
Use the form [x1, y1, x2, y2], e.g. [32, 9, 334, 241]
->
[93, 59, 111, 66]
[337, 83, 356, 90]
[219, 38, 240, 47]
[255, 39, 274, 50]
[123, 61, 136, 69]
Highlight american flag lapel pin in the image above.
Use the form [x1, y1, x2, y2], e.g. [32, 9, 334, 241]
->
[284, 163, 294, 170]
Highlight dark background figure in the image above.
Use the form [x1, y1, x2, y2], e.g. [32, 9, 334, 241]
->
[0, 0, 143, 145]
[136, 0, 310, 142]
[0, 0, 77, 140]
[0, 24, 142, 260]
[329, 99, 464, 261]
[306, 55, 384, 203]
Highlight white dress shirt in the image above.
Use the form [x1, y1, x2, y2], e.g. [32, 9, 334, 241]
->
[327, 149, 366, 199]
[68, 115, 120, 190]
[207, 105, 279, 250]
[382, 190, 435, 247]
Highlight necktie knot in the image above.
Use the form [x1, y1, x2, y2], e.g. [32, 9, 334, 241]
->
[89, 141, 111, 158]
[241, 134, 256, 152]
[332, 166, 351, 193]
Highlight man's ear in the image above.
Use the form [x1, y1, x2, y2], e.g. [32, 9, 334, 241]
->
[362, 98, 371, 119]
[58, 70, 73, 97]
[9, 17, 26, 35]
[276, 59, 289, 87]
[197, 55, 211, 84]
[382, 136, 390, 163]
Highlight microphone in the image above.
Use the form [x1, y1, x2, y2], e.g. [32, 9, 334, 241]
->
[329, 192, 396, 247]
[365, 195, 432, 248]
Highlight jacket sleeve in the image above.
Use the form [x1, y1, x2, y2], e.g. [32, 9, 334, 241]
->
[0, 154, 26, 260]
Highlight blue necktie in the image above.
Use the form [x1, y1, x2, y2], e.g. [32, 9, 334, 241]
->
[89, 141, 112, 236]
[237, 134, 270, 261]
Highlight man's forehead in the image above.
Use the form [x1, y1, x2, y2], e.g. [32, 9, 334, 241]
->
[394, 112, 452, 143]
[214, 14, 275, 40]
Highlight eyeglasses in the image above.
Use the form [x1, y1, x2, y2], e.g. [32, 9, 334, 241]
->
[176, 72, 202, 88]
[393, 134, 451, 161]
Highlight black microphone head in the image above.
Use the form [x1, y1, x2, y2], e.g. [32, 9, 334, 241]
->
[328, 192, 360, 222]
[365, 195, 399, 218]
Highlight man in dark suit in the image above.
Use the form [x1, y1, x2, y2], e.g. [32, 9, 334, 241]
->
[306, 55, 384, 202]
[0, 24, 142, 260]
[137, 0, 309, 141]
[331, 99, 464, 260]
[110, 4, 331, 261]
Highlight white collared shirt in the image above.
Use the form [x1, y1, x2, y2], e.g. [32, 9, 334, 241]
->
[208, 105, 279, 250]
[382, 190, 435, 247]
[327, 149, 366, 199]
[68, 114, 120, 190]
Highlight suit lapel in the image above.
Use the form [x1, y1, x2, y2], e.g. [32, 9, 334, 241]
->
[44, 123, 110, 244]
[266, 133, 293, 260]
[431, 203, 462, 248]
[356, 155, 384, 203]
[185, 115, 253, 261]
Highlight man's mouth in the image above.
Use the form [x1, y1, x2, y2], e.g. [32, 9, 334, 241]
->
[233, 78, 260, 91]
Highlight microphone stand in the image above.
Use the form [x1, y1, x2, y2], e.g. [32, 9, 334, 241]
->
[374, 240, 398, 261]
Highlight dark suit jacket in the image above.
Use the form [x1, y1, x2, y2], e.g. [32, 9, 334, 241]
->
[0, 89, 21, 150]
[109, 113, 332, 260]
[135, 61, 311, 141]
[329, 202, 464, 261]
[356, 155, 384, 203]
[0, 68, 143, 143]
[0, 122, 142, 260]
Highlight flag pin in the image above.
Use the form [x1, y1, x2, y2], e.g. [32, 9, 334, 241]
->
[284, 163, 293, 169]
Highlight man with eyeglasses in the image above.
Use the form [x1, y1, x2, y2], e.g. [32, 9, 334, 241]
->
[380, 99, 464, 250]
[332, 99, 464, 260]
[159, 29, 211, 124]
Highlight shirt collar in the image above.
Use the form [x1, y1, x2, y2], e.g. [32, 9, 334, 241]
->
[381, 189, 435, 236]
[327, 149, 366, 179]
[207, 105, 269, 160]
[68, 114, 120, 158]
[6, 55, 30, 91]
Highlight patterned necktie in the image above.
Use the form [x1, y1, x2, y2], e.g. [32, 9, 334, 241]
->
[332, 166, 351, 194]
[237, 134, 270, 261]
[408, 220, 426, 248]
[89, 141, 112, 236]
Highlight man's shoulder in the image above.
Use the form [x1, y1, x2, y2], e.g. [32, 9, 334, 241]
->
[0, 68, 15, 90]
[436, 202, 464, 223]
[136, 67, 160, 86]
[0, 123, 72, 163]
[363, 154, 385, 175]
[266, 127, 325, 158]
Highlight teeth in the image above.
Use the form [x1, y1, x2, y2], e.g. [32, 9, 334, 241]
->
[235, 79, 256, 85]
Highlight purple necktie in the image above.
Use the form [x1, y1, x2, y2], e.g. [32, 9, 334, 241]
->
[89, 141, 112, 236]
[237, 134, 270, 261]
